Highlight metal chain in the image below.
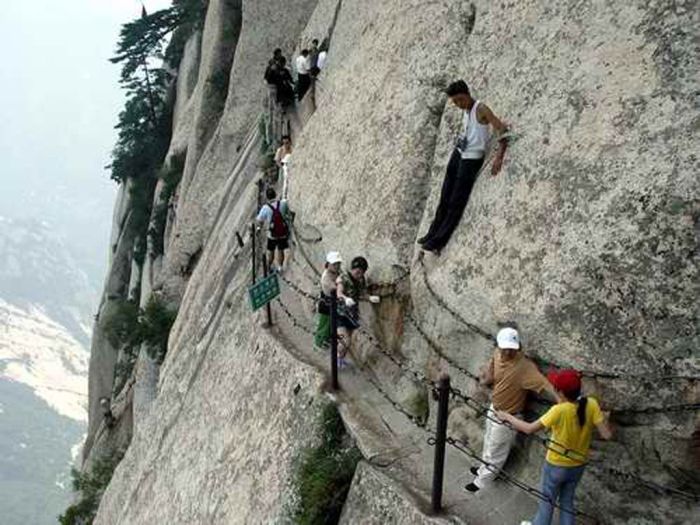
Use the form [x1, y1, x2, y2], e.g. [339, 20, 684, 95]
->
[277, 271, 317, 301]
[417, 258, 699, 383]
[358, 360, 433, 431]
[356, 325, 436, 390]
[591, 464, 700, 502]
[275, 295, 430, 431]
[406, 312, 480, 381]
[275, 269, 700, 502]
[441, 436, 601, 524]
[275, 298, 314, 336]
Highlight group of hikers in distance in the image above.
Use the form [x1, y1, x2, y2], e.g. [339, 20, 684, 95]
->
[264, 38, 328, 108]
[255, 74, 614, 524]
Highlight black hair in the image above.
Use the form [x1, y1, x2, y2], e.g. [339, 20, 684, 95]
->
[273, 48, 282, 56]
[301, 49, 309, 56]
[281, 134, 291, 143]
[312, 39, 319, 45]
[266, 187, 277, 200]
[561, 387, 587, 426]
[350, 256, 368, 272]
[445, 80, 470, 97]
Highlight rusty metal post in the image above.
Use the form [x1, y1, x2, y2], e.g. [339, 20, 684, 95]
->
[329, 289, 339, 390]
[431, 374, 450, 514]
[251, 222, 257, 285]
[261, 251, 273, 327]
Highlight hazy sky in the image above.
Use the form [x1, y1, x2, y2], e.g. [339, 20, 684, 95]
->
[0, 0, 173, 280]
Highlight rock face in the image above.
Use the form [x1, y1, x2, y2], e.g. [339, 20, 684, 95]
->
[86, 0, 699, 524]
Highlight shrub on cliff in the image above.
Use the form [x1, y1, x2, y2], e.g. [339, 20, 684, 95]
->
[103, 296, 177, 390]
[58, 451, 124, 525]
[291, 403, 361, 524]
[139, 296, 178, 363]
[149, 153, 185, 256]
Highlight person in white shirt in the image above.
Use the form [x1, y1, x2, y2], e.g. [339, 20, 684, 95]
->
[295, 49, 312, 100]
[418, 80, 509, 254]
[274, 135, 293, 199]
[317, 50, 327, 70]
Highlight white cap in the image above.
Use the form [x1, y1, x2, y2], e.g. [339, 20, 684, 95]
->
[326, 251, 342, 264]
[496, 327, 520, 350]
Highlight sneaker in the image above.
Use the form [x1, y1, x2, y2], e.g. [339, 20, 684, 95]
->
[470, 466, 479, 476]
[465, 482, 480, 493]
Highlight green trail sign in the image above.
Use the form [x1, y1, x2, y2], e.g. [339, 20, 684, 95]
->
[248, 273, 280, 311]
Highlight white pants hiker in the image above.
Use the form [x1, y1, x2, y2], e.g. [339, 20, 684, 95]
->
[474, 404, 519, 488]
[281, 161, 290, 200]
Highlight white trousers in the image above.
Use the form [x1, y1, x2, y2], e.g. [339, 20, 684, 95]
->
[474, 404, 519, 488]
[282, 165, 290, 200]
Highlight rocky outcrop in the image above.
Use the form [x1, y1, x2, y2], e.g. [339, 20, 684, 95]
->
[86, 0, 699, 523]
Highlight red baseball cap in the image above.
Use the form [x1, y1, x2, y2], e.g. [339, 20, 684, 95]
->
[547, 369, 581, 393]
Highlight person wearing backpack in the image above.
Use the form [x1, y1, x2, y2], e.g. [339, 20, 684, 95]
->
[497, 369, 613, 525]
[256, 187, 291, 272]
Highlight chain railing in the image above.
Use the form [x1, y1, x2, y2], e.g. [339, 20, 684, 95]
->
[254, 72, 699, 520]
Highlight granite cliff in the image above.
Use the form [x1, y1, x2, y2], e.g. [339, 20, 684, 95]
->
[81, 1, 699, 523]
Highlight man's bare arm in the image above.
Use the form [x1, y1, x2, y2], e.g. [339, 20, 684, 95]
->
[478, 104, 509, 176]
[480, 358, 495, 386]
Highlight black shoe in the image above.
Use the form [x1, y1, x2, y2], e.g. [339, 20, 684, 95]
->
[422, 245, 441, 256]
[470, 466, 479, 476]
[417, 235, 429, 244]
[465, 482, 480, 493]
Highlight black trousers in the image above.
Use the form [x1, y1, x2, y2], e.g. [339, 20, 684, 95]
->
[422, 149, 484, 251]
[297, 74, 311, 100]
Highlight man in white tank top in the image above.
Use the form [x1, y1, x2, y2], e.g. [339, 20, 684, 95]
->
[418, 80, 509, 253]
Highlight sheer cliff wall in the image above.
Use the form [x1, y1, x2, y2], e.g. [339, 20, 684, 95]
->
[86, 0, 698, 523]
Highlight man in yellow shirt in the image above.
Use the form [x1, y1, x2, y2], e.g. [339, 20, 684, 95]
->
[498, 369, 613, 525]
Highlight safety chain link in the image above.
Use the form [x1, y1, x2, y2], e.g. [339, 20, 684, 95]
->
[275, 298, 314, 336]
[417, 258, 699, 383]
[406, 312, 480, 381]
[591, 464, 700, 502]
[277, 271, 317, 301]
[357, 326, 436, 390]
[276, 268, 700, 503]
[440, 436, 602, 524]
[276, 287, 430, 431]
[290, 223, 322, 277]
[359, 360, 433, 431]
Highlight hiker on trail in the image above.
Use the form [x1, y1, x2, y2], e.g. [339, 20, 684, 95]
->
[296, 49, 312, 100]
[314, 251, 342, 350]
[498, 369, 612, 525]
[272, 48, 284, 67]
[308, 39, 320, 70]
[265, 55, 295, 108]
[264, 49, 285, 84]
[335, 256, 380, 368]
[100, 397, 115, 429]
[256, 188, 291, 272]
[418, 80, 509, 254]
[275, 135, 293, 199]
[465, 327, 559, 493]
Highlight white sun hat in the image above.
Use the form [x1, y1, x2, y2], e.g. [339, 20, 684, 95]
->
[326, 251, 342, 264]
[496, 327, 520, 350]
